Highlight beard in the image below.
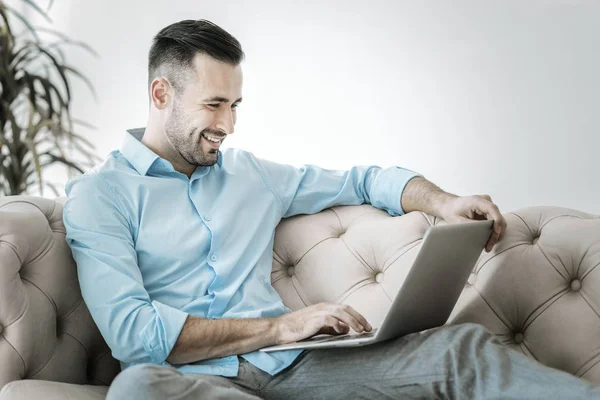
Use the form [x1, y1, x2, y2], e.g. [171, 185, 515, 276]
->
[164, 100, 220, 168]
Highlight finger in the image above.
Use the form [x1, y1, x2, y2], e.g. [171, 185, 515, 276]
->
[485, 227, 500, 252]
[485, 237, 496, 252]
[338, 321, 349, 329]
[318, 326, 338, 335]
[499, 218, 508, 241]
[322, 316, 349, 334]
[337, 321, 350, 333]
[319, 323, 349, 335]
[341, 304, 372, 330]
[477, 200, 503, 251]
[329, 307, 364, 332]
[339, 304, 372, 331]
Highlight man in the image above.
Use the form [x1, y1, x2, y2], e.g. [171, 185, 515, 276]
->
[63, 19, 599, 399]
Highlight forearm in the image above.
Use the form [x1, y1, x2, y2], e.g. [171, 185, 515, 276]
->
[400, 176, 457, 217]
[166, 315, 278, 365]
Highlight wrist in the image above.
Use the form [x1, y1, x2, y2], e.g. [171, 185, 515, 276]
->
[432, 192, 457, 218]
[270, 317, 283, 345]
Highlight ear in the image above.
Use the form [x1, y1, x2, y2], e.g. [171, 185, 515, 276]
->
[150, 77, 172, 110]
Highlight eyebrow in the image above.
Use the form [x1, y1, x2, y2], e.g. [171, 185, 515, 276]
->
[202, 96, 243, 103]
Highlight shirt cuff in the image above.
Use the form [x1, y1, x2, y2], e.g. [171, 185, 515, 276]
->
[371, 167, 423, 216]
[139, 300, 189, 364]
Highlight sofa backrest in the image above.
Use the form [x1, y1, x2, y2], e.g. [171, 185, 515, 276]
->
[271, 203, 600, 383]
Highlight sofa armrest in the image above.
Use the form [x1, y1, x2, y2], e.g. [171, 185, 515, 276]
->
[0, 196, 120, 391]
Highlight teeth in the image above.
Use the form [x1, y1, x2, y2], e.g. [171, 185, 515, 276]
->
[203, 134, 222, 143]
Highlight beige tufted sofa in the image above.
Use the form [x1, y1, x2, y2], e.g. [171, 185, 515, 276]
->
[1, 195, 599, 399]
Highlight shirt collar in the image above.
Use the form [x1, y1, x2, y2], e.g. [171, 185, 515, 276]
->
[121, 127, 222, 176]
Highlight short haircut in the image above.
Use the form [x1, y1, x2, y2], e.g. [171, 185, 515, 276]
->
[148, 19, 245, 96]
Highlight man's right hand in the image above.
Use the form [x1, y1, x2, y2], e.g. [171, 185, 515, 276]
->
[274, 302, 373, 345]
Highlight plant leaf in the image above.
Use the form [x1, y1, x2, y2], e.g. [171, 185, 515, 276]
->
[21, 0, 52, 23]
[44, 180, 60, 197]
[4, 4, 42, 43]
[1, 0, 99, 196]
[36, 27, 99, 58]
[23, 138, 43, 195]
[61, 65, 97, 101]
[40, 152, 85, 173]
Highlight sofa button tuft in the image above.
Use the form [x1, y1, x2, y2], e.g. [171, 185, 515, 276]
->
[570, 279, 582, 292]
[374, 272, 384, 283]
[514, 332, 524, 344]
[287, 266, 295, 277]
[0, 324, 3, 335]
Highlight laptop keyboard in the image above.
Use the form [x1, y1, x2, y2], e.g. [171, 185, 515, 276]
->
[301, 328, 378, 343]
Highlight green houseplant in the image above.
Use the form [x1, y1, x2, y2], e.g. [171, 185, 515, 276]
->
[0, 0, 99, 196]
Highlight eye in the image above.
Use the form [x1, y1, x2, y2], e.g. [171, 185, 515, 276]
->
[232, 103, 239, 109]
[208, 104, 220, 108]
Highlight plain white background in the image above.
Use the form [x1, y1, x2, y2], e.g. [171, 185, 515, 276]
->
[14, 0, 600, 215]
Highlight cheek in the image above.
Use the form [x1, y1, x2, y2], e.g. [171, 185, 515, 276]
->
[191, 111, 214, 129]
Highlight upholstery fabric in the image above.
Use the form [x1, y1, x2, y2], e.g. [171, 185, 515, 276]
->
[0, 196, 120, 394]
[0, 380, 107, 400]
[1, 195, 599, 398]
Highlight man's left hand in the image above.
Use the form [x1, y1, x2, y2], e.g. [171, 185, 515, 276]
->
[438, 195, 507, 253]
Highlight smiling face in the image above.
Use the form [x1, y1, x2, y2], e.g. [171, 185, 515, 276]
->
[163, 52, 243, 168]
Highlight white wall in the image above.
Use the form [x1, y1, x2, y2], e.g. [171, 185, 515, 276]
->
[19, 0, 600, 215]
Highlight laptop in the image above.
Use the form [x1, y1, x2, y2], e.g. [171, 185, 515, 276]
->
[260, 218, 494, 352]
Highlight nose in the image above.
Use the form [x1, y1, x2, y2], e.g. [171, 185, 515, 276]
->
[214, 107, 235, 135]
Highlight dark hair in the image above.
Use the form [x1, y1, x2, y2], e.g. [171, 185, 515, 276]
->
[148, 19, 244, 95]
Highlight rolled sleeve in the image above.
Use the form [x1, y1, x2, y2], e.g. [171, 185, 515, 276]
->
[369, 166, 423, 216]
[63, 173, 188, 365]
[140, 300, 189, 364]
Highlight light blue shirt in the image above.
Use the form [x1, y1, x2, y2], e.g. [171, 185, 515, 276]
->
[63, 128, 422, 377]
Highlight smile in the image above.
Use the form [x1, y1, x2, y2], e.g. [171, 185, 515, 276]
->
[202, 133, 224, 145]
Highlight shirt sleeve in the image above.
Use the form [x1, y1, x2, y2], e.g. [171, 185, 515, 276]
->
[246, 152, 423, 218]
[63, 172, 189, 365]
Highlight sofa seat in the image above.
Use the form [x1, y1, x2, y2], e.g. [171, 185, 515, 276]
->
[0, 380, 107, 400]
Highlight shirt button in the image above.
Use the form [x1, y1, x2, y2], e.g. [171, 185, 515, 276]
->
[204, 215, 211, 221]
[210, 255, 218, 261]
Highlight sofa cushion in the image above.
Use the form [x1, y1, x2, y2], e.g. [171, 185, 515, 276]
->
[0, 380, 108, 400]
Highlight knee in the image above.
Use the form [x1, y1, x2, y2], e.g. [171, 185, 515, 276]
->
[442, 322, 502, 349]
[106, 363, 176, 400]
[452, 322, 495, 338]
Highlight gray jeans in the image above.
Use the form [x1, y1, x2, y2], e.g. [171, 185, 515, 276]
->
[106, 323, 600, 399]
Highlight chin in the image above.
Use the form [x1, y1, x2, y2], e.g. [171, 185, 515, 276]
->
[197, 155, 218, 167]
